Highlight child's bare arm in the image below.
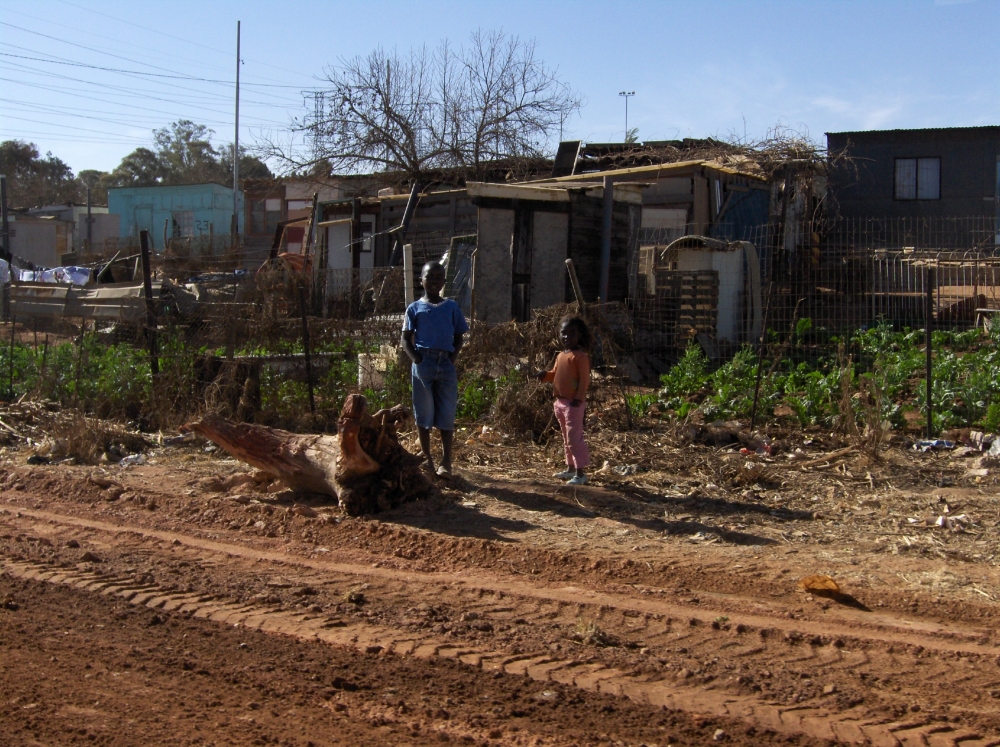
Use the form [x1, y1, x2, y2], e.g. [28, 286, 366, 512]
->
[449, 332, 464, 363]
[401, 330, 422, 364]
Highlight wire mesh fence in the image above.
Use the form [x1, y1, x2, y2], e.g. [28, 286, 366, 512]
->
[5, 214, 1000, 440]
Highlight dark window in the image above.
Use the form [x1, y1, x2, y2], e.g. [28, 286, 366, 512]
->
[895, 157, 940, 200]
[250, 198, 281, 235]
[171, 211, 194, 238]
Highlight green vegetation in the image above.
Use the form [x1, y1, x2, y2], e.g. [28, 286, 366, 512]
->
[657, 320, 1000, 432]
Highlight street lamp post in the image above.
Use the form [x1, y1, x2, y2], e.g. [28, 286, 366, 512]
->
[619, 91, 635, 139]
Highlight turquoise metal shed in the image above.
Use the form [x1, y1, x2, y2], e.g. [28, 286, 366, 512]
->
[108, 183, 245, 245]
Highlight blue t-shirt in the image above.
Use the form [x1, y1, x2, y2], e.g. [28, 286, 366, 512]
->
[403, 297, 469, 352]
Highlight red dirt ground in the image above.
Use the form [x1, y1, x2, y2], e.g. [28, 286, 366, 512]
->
[3, 434, 1000, 746]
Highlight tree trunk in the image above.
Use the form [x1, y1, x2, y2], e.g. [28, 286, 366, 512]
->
[186, 401, 433, 515]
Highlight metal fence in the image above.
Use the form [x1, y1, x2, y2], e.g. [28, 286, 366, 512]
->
[5, 214, 1000, 432]
[628, 215, 1000, 369]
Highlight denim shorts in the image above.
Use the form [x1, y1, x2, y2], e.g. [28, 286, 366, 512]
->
[411, 350, 458, 431]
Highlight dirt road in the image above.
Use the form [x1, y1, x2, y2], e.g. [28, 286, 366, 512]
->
[2, 447, 1000, 746]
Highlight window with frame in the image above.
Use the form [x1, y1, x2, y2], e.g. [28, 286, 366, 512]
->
[171, 210, 194, 238]
[250, 198, 282, 235]
[895, 157, 940, 200]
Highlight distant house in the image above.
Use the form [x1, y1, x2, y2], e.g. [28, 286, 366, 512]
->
[107, 183, 244, 249]
[242, 177, 347, 261]
[826, 126, 1000, 227]
[27, 203, 118, 256]
[6, 213, 73, 268]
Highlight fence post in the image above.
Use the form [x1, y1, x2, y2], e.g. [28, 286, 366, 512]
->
[298, 277, 316, 414]
[403, 244, 414, 307]
[8, 315, 15, 401]
[139, 230, 159, 377]
[925, 265, 935, 438]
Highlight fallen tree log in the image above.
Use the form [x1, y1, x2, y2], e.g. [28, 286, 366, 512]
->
[185, 395, 434, 515]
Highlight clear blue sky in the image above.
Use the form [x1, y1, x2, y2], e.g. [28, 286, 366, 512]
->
[0, 0, 996, 174]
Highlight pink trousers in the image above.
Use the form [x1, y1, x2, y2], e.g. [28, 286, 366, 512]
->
[554, 398, 589, 470]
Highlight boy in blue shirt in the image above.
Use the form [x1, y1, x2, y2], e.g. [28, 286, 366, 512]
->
[401, 261, 469, 477]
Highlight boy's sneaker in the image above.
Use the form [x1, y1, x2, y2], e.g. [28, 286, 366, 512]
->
[566, 475, 588, 486]
[553, 469, 575, 479]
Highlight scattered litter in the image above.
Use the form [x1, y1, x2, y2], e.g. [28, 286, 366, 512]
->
[989, 439, 1000, 457]
[936, 514, 971, 531]
[913, 440, 954, 452]
[119, 454, 146, 466]
[25, 455, 50, 465]
[612, 464, 644, 476]
[164, 432, 197, 446]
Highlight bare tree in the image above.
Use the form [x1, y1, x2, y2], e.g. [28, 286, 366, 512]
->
[260, 30, 580, 181]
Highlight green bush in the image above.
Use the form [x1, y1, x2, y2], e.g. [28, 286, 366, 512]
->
[652, 320, 1000, 432]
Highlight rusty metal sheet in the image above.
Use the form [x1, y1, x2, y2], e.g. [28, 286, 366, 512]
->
[11, 281, 166, 323]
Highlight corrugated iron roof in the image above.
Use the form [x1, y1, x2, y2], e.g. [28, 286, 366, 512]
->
[531, 159, 766, 184]
[826, 125, 1000, 136]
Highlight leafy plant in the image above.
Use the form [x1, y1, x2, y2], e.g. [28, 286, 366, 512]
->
[625, 391, 658, 421]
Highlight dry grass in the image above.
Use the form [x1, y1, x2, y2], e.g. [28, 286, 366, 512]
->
[47, 413, 150, 464]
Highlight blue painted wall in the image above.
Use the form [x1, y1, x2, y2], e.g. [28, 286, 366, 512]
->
[108, 183, 245, 243]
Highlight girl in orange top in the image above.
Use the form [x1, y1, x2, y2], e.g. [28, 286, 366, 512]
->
[537, 315, 592, 485]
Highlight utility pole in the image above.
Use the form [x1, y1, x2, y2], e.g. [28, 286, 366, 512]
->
[619, 91, 635, 140]
[0, 175, 10, 263]
[232, 20, 241, 248]
[86, 186, 92, 253]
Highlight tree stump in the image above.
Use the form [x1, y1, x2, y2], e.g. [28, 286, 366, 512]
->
[185, 395, 433, 515]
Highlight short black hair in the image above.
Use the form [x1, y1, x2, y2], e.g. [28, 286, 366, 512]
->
[421, 261, 444, 277]
[559, 314, 592, 350]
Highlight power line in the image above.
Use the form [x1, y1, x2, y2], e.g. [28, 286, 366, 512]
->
[0, 3, 311, 91]
[0, 47, 306, 107]
[0, 128, 151, 145]
[0, 101, 245, 132]
[0, 51, 311, 90]
[48, 0, 323, 83]
[0, 65, 297, 124]
[0, 114, 151, 140]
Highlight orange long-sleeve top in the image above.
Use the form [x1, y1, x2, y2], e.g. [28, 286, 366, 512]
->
[542, 349, 590, 401]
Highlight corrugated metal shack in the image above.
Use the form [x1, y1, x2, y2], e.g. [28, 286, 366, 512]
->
[467, 182, 642, 323]
[305, 182, 642, 324]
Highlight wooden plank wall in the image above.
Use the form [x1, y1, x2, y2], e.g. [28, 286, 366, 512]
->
[377, 192, 477, 267]
[565, 194, 635, 304]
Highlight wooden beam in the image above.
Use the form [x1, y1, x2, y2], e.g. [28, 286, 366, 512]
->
[466, 182, 570, 202]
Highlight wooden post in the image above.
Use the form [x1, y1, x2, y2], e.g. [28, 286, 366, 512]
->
[565, 258, 585, 316]
[350, 197, 362, 317]
[925, 265, 935, 438]
[8, 315, 15, 401]
[40, 334, 48, 390]
[139, 230, 159, 377]
[298, 277, 315, 413]
[403, 244, 414, 307]
[599, 175, 613, 302]
[469, 251, 477, 321]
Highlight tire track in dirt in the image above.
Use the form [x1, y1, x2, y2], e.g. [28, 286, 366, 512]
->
[4, 507, 1000, 746]
[2, 504, 994, 654]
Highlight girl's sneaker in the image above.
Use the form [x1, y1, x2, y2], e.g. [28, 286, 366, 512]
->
[553, 469, 575, 479]
[566, 475, 588, 486]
